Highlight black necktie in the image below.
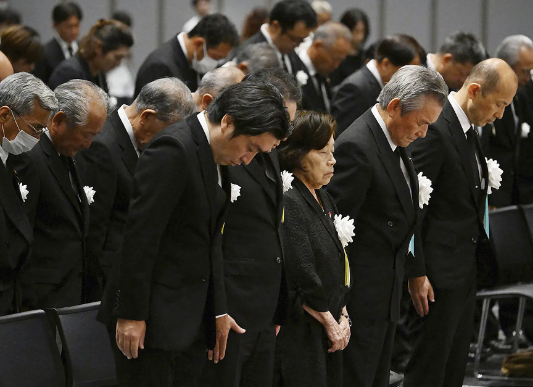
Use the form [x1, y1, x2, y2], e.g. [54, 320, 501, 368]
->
[67, 45, 73, 57]
[281, 55, 289, 73]
[60, 155, 80, 199]
[466, 127, 482, 191]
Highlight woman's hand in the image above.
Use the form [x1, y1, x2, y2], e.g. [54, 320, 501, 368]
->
[338, 307, 351, 346]
[303, 304, 348, 352]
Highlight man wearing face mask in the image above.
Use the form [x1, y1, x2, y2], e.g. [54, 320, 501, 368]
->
[0, 72, 57, 315]
[134, 13, 239, 96]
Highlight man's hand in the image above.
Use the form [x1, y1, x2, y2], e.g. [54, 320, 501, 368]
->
[208, 314, 245, 363]
[116, 319, 146, 359]
[408, 275, 435, 317]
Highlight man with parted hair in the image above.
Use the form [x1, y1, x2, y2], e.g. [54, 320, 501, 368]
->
[427, 31, 486, 91]
[0, 73, 57, 315]
[327, 65, 448, 387]
[192, 67, 245, 111]
[75, 78, 196, 305]
[135, 13, 239, 96]
[13, 79, 110, 309]
[234, 42, 281, 75]
[291, 21, 352, 113]
[404, 58, 517, 387]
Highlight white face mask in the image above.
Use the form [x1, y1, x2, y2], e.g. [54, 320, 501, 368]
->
[192, 42, 219, 74]
[1, 110, 39, 155]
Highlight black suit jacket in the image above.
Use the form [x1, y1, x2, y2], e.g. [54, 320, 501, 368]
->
[33, 38, 66, 85]
[331, 65, 382, 136]
[12, 134, 90, 308]
[0, 158, 33, 314]
[102, 114, 229, 351]
[222, 151, 288, 332]
[75, 109, 138, 291]
[514, 85, 533, 204]
[327, 109, 419, 322]
[134, 37, 198, 96]
[408, 100, 497, 289]
[290, 53, 331, 113]
[48, 55, 108, 92]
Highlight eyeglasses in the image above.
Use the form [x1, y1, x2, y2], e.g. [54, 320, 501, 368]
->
[11, 109, 47, 136]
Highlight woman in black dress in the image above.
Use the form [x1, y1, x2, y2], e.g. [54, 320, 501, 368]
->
[275, 111, 351, 387]
[49, 19, 133, 92]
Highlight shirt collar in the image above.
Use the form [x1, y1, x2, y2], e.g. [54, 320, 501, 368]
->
[371, 104, 396, 151]
[176, 32, 190, 61]
[298, 48, 317, 77]
[260, 24, 284, 58]
[448, 92, 472, 134]
[55, 35, 78, 58]
[118, 105, 139, 157]
[366, 59, 384, 89]
[426, 53, 437, 70]
[197, 111, 210, 144]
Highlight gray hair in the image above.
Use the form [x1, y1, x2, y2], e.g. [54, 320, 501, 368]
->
[311, 1, 332, 15]
[53, 80, 110, 128]
[378, 65, 448, 115]
[496, 35, 533, 67]
[236, 43, 281, 73]
[0, 72, 57, 116]
[197, 67, 244, 98]
[134, 77, 195, 122]
[312, 21, 352, 49]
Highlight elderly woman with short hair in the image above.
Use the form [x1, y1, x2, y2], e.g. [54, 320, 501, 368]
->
[274, 110, 351, 387]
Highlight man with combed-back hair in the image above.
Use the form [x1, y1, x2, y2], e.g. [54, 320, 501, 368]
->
[109, 80, 290, 387]
[234, 42, 281, 75]
[403, 59, 517, 387]
[13, 79, 109, 309]
[75, 78, 196, 305]
[327, 66, 447, 387]
[192, 67, 245, 111]
[0, 73, 56, 315]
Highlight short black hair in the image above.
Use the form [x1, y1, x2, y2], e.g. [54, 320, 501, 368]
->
[112, 10, 133, 28]
[0, 7, 21, 25]
[375, 34, 422, 67]
[52, 2, 83, 24]
[339, 8, 370, 44]
[206, 81, 290, 140]
[192, 0, 210, 6]
[278, 110, 336, 172]
[270, 0, 317, 33]
[189, 13, 239, 50]
[438, 31, 486, 65]
[243, 67, 302, 104]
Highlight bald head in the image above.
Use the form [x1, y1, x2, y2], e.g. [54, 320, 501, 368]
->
[463, 58, 517, 96]
[309, 21, 352, 76]
[193, 66, 245, 111]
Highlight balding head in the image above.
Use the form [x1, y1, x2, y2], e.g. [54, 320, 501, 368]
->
[496, 35, 533, 87]
[457, 58, 518, 126]
[308, 21, 352, 76]
[235, 43, 281, 74]
[193, 66, 244, 111]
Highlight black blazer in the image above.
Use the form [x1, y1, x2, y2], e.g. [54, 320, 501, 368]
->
[331, 65, 382, 136]
[12, 134, 90, 308]
[0, 158, 33, 315]
[408, 100, 497, 289]
[290, 54, 331, 113]
[329, 53, 364, 88]
[75, 109, 138, 289]
[48, 55, 108, 92]
[222, 151, 288, 332]
[327, 109, 419, 322]
[284, 177, 349, 320]
[102, 114, 229, 352]
[134, 37, 198, 96]
[32, 38, 66, 85]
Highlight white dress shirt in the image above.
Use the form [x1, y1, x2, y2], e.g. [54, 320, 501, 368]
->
[260, 24, 293, 74]
[366, 59, 384, 89]
[426, 53, 437, 71]
[118, 105, 140, 157]
[55, 36, 78, 59]
[183, 15, 201, 33]
[298, 49, 330, 111]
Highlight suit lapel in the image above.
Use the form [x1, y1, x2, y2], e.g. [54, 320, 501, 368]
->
[364, 112, 415, 220]
[267, 150, 284, 223]
[110, 110, 138, 176]
[70, 158, 89, 235]
[41, 135, 81, 214]
[400, 147, 419, 235]
[0, 162, 32, 243]
[242, 156, 277, 206]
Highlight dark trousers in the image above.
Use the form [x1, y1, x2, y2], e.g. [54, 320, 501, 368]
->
[404, 276, 476, 387]
[200, 325, 276, 387]
[343, 319, 396, 387]
[107, 327, 207, 387]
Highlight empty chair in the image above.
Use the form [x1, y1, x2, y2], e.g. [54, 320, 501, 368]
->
[47, 302, 117, 387]
[0, 310, 65, 387]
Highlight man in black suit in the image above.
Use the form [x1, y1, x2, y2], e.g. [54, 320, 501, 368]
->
[104, 82, 290, 387]
[33, 2, 83, 85]
[426, 31, 486, 92]
[331, 34, 424, 136]
[192, 67, 244, 112]
[200, 68, 300, 387]
[14, 80, 109, 309]
[0, 73, 56, 315]
[291, 21, 351, 114]
[75, 78, 196, 300]
[135, 14, 239, 96]
[327, 66, 448, 387]
[237, 0, 317, 75]
[403, 59, 517, 387]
